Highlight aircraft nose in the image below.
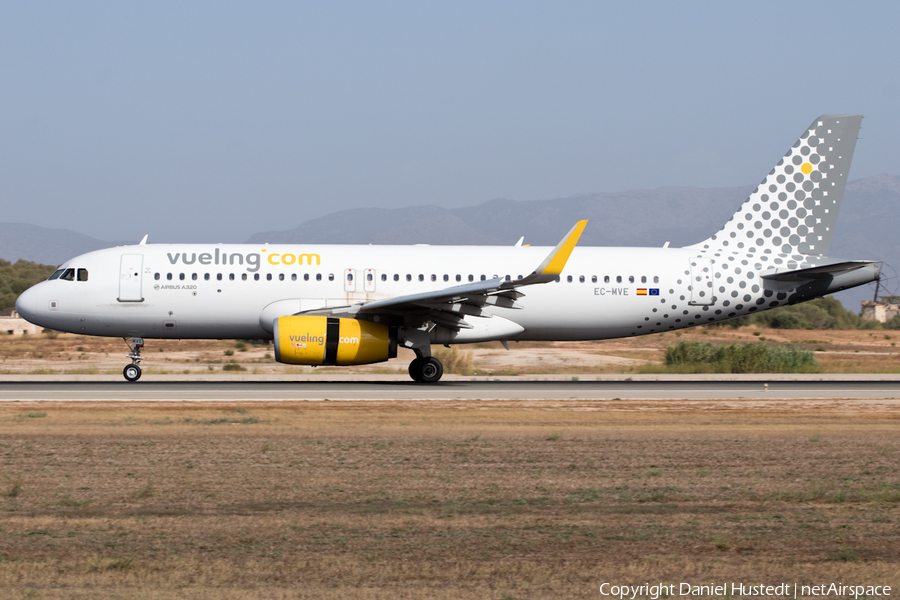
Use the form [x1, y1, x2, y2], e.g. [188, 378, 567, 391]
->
[15, 285, 42, 324]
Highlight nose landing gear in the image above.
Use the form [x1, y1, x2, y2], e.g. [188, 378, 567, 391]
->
[123, 337, 144, 382]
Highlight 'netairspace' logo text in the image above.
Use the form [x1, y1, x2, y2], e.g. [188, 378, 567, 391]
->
[599, 582, 892, 599]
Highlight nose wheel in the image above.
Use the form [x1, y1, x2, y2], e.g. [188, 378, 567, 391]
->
[123, 363, 142, 382]
[123, 337, 144, 382]
[408, 356, 443, 383]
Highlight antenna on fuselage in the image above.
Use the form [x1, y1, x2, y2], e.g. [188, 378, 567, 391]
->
[139, 235, 148, 245]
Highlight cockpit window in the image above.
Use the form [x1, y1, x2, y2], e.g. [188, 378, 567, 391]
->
[77, 269, 88, 282]
[48, 269, 64, 280]
[60, 269, 75, 281]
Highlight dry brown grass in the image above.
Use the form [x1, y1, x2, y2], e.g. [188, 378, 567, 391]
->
[3, 327, 899, 376]
[1, 401, 899, 598]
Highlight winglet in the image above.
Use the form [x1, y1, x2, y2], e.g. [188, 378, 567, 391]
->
[501, 220, 588, 289]
[536, 220, 587, 275]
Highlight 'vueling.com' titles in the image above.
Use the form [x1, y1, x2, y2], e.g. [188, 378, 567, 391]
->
[166, 249, 322, 273]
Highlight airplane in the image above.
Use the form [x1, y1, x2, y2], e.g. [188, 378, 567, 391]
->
[16, 114, 879, 383]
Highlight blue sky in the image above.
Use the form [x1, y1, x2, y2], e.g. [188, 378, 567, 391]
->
[1, 1, 898, 242]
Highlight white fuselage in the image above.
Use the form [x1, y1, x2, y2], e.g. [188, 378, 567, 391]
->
[18, 242, 725, 341]
[17, 242, 876, 344]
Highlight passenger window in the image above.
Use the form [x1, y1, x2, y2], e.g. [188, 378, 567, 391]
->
[392, 274, 398, 282]
[604, 276, 610, 283]
[456, 275, 461, 282]
[75, 269, 88, 281]
[629, 276, 635, 283]
[242, 274, 248, 281]
[304, 274, 309, 281]
[48, 269, 64, 280]
[567, 275, 573, 283]
[480, 275, 486, 281]
[555, 275, 560, 283]
[217, 273, 222, 281]
[431, 274, 437, 282]
[579, 275, 584, 283]
[328, 274, 334, 281]
[653, 276, 659, 283]
[616, 276, 622, 283]
[205, 273, 211, 281]
[278, 274, 284, 281]
[316, 274, 322, 281]
[153, 273, 160, 281]
[190, 273, 196, 281]
[291, 274, 297, 281]
[592, 276, 597, 283]
[468, 275, 473, 282]
[229, 274, 235, 281]
[179, 273, 185, 281]
[380, 274, 386, 282]
[167, 273, 173, 281]
[418, 275, 424, 282]
[517, 275, 523, 280]
[641, 275, 647, 283]
[443, 274, 449, 282]
[254, 274, 259, 281]
[406, 274, 412, 282]
[505, 275, 511, 282]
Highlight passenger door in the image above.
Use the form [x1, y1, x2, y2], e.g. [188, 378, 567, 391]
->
[118, 254, 144, 302]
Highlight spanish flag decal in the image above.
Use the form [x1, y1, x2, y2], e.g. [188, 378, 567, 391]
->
[637, 288, 660, 296]
[636, 289, 648, 295]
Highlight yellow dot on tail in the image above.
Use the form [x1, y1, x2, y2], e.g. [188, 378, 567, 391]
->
[801, 163, 812, 174]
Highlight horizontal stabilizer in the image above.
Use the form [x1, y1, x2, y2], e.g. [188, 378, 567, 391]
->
[761, 260, 878, 282]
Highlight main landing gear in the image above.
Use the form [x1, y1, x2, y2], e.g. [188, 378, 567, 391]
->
[123, 337, 144, 382]
[408, 356, 443, 383]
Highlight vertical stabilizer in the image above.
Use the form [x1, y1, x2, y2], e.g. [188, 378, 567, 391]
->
[692, 114, 862, 257]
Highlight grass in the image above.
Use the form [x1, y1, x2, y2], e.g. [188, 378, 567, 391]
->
[0, 402, 898, 598]
[664, 340, 818, 373]
[2, 327, 900, 375]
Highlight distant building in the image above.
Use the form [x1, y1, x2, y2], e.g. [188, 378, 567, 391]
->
[0, 308, 46, 335]
[861, 300, 899, 323]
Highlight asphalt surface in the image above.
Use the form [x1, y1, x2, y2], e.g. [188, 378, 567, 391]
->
[2, 380, 900, 402]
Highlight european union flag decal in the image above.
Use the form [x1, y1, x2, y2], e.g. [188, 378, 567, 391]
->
[649, 288, 659, 295]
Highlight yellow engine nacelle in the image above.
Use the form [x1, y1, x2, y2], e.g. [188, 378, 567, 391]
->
[273, 316, 396, 366]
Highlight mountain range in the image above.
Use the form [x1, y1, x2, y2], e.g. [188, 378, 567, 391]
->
[3, 173, 897, 310]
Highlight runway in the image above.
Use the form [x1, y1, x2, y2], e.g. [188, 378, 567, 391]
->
[2, 380, 900, 402]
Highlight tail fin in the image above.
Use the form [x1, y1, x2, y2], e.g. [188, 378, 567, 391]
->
[692, 114, 862, 257]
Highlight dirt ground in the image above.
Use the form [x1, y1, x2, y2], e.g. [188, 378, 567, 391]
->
[1, 326, 898, 376]
[1, 401, 898, 599]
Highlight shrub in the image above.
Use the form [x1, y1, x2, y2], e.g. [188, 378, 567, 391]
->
[665, 340, 817, 373]
[722, 296, 860, 330]
[433, 347, 474, 374]
[223, 362, 246, 372]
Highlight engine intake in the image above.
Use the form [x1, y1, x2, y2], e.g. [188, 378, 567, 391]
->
[274, 316, 396, 366]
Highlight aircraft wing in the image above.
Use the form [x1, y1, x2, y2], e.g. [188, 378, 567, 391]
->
[302, 220, 587, 330]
